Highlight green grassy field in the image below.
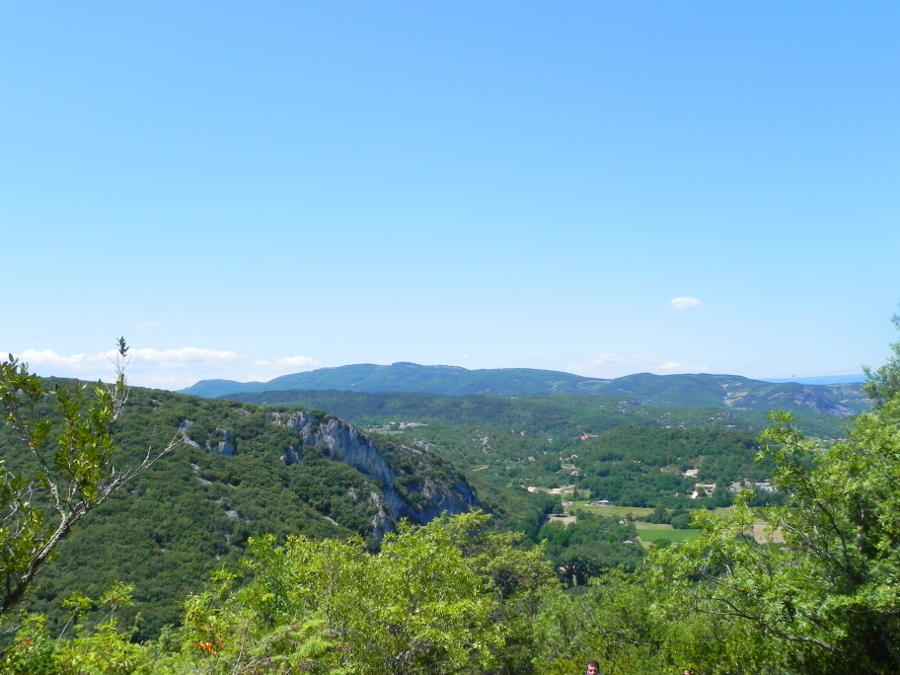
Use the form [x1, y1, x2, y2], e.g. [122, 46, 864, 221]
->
[574, 502, 733, 519]
[635, 525, 702, 548]
[633, 521, 677, 530]
[568, 503, 704, 548]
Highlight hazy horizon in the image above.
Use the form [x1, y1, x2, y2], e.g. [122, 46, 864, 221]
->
[12, 353, 868, 393]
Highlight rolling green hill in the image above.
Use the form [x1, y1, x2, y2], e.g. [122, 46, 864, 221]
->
[180, 363, 869, 418]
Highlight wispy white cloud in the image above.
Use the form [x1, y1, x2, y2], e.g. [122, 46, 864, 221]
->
[6, 346, 319, 390]
[670, 296, 702, 310]
[258, 355, 319, 369]
[568, 353, 713, 378]
[16, 349, 114, 371]
[130, 347, 242, 362]
[136, 322, 159, 332]
[590, 353, 652, 368]
[656, 361, 712, 374]
[567, 353, 653, 378]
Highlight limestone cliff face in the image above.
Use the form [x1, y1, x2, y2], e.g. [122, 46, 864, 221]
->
[273, 411, 477, 538]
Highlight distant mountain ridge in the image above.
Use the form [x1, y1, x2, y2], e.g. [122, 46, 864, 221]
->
[180, 362, 590, 398]
[179, 363, 869, 418]
[761, 374, 866, 385]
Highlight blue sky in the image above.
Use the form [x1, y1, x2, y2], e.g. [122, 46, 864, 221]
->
[2, 2, 898, 389]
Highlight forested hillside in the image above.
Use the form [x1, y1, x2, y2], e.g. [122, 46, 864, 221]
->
[2, 321, 898, 674]
[224, 387, 855, 438]
[1, 384, 493, 638]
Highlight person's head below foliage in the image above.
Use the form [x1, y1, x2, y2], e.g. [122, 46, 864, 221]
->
[586, 660, 601, 675]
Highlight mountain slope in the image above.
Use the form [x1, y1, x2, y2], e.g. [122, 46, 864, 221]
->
[180, 362, 592, 397]
[581, 372, 866, 416]
[11, 384, 481, 638]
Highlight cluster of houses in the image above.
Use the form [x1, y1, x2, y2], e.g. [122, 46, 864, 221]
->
[682, 468, 775, 499]
[521, 460, 776, 504]
[524, 484, 576, 496]
[730, 479, 775, 493]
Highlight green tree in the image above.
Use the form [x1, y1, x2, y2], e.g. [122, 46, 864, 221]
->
[862, 311, 900, 405]
[162, 511, 557, 674]
[0, 339, 179, 614]
[647, 398, 900, 673]
[532, 569, 681, 675]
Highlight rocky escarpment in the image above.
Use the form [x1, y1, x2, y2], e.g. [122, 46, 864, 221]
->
[274, 410, 478, 538]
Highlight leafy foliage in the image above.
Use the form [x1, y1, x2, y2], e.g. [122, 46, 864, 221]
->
[539, 512, 643, 585]
[645, 401, 900, 673]
[3, 512, 561, 674]
[863, 311, 900, 405]
[0, 341, 178, 615]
